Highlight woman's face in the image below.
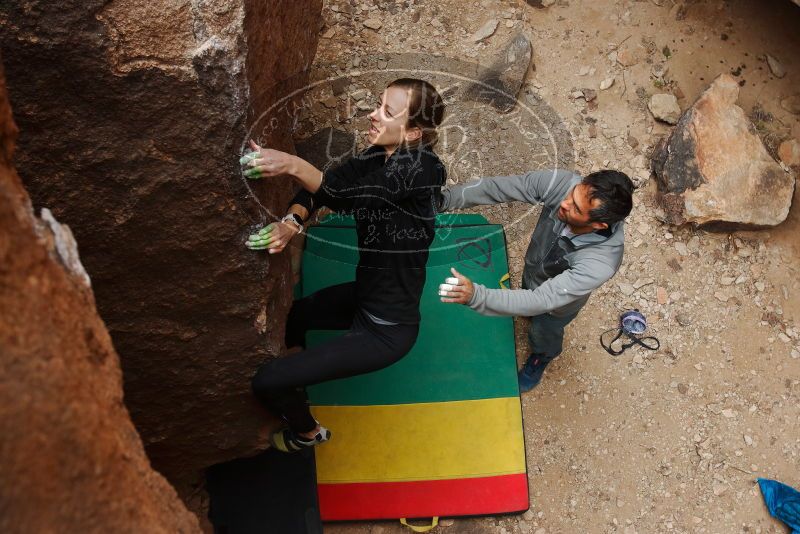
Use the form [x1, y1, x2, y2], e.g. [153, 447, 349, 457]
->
[367, 86, 419, 149]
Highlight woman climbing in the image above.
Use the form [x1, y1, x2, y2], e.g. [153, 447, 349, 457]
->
[242, 78, 446, 452]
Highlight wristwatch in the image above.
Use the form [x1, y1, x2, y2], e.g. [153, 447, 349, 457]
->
[281, 213, 304, 232]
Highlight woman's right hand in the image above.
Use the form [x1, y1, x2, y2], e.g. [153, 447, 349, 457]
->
[245, 222, 300, 254]
[241, 140, 296, 179]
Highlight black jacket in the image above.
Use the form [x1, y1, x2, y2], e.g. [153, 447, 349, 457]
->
[291, 144, 446, 324]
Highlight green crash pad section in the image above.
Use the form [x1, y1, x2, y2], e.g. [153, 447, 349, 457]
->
[303, 214, 518, 406]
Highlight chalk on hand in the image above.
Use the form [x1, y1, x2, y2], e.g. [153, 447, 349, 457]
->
[438, 290, 449, 297]
[239, 152, 258, 165]
[445, 277, 460, 285]
[439, 283, 454, 292]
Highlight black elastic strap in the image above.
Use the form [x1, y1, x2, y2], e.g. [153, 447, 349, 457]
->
[600, 328, 660, 357]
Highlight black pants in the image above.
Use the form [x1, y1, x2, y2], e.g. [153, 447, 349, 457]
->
[251, 282, 419, 433]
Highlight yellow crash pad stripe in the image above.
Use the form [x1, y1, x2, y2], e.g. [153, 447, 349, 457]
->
[312, 397, 525, 484]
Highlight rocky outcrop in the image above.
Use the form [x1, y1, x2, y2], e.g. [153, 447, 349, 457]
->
[652, 74, 795, 229]
[0, 56, 200, 534]
[0, 0, 323, 487]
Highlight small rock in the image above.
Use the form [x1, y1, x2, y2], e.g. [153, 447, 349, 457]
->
[632, 353, 644, 365]
[541, 0, 555, 6]
[619, 282, 636, 296]
[743, 434, 753, 446]
[677, 383, 688, 394]
[350, 88, 368, 101]
[780, 95, 800, 115]
[627, 134, 639, 149]
[633, 277, 654, 290]
[523, 510, 535, 521]
[765, 54, 786, 78]
[362, 18, 382, 30]
[648, 93, 682, 124]
[778, 139, 800, 167]
[674, 242, 689, 256]
[755, 281, 766, 292]
[582, 88, 597, 102]
[713, 483, 728, 496]
[471, 19, 499, 42]
[656, 286, 668, 305]
[617, 47, 638, 67]
[321, 96, 337, 109]
[778, 332, 791, 343]
[721, 408, 736, 418]
[330, 77, 350, 96]
[600, 77, 615, 90]
[321, 27, 336, 39]
[588, 124, 597, 138]
[719, 276, 735, 286]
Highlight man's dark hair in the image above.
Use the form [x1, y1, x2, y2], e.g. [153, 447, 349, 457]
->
[582, 170, 634, 226]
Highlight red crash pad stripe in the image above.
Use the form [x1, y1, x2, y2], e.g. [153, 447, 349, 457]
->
[318, 473, 529, 521]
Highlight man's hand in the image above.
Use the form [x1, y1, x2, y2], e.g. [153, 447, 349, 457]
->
[240, 140, 295, 179]
[245, 222, 299, 254]
[439, 267, 475, 304]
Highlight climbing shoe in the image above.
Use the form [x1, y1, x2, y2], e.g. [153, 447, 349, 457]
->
[518, 356, 549, 393]
[270, 426, 331, 453]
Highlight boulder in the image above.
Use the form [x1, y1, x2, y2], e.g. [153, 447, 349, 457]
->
[466, 32, 533, 112]
[0, 0, 323, 488]
[0, 56, 200, 534]
[652, 74, 795, 229]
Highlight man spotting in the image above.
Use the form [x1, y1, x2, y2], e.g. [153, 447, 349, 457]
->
[438, 169, 634, 391]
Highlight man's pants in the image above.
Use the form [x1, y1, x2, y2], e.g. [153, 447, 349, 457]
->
[526, 310, 580, 368]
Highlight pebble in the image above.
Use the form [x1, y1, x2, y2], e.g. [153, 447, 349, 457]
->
[781, 95, 800, 115]
[471, 19, 499, 42]
[766, 54, 786, 78]
[674, 242, 689, 256]
[778, 332, 791, 343]
[778, 139, 800, 167]
[600, 77, 615, 90]
[721, 409, 736, 418]
[633, 277, 654, 289]
[744, 434, 753, 446]
[363, 18, 382, 30]
[648, 93, 682, 124]
[713, 483, 728, 496]
[523, 510, 535, 521]
[657, 286, 668, 305]
[619, 282, 636, 296]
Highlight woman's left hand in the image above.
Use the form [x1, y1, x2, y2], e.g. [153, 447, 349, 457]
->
[241, 140, 295, 179]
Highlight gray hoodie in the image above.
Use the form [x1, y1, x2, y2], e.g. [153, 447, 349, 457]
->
[440, 169, 625, 318]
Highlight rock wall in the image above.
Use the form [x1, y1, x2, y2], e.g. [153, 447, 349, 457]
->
[0, 0, 322, 486]
[0, 56, 200, 534]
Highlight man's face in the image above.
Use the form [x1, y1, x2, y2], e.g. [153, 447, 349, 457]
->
[557, 184, 607, 231]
